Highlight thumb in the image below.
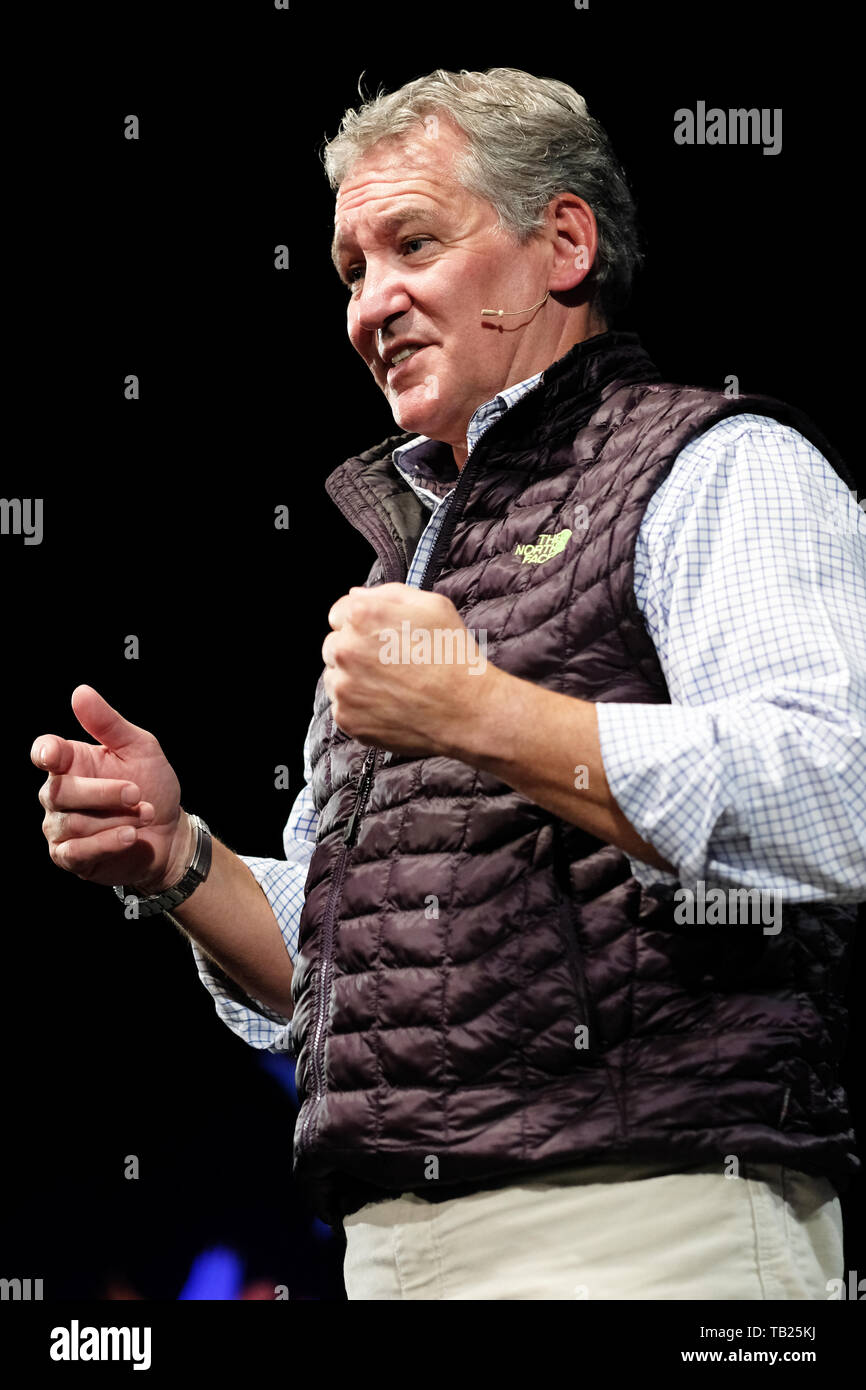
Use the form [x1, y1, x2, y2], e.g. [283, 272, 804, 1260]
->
[70, 684, 148, 753]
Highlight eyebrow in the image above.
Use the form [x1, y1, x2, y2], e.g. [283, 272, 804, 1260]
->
[331, 205, 439, 274]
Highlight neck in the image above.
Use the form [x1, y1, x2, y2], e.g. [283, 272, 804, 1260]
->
[449, 312, 610, 471]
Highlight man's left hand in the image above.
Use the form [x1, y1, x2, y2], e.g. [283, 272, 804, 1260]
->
[322, 583, 493, 758]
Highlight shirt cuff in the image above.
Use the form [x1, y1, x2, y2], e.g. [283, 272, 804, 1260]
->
[596, 699, 725, 889]
[186, 853, 301, 1054]
[190, 939, 294, 1053]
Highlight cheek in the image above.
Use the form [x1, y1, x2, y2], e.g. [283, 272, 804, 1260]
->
[347, 304, 367, 347]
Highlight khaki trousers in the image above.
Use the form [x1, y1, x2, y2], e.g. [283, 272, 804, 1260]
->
[342, 1161, 843, 1300]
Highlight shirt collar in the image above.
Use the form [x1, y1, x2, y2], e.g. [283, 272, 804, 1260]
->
[391, 370, 544, 508]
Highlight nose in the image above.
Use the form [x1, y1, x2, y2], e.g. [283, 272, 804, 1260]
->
[350, 264, 412, 346]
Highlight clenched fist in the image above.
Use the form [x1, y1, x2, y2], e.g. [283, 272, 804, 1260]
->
[31, 685, 193, 895]
[322, 582, 495, 758]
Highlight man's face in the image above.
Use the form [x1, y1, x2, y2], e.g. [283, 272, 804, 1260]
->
[332, 119, 554, 455]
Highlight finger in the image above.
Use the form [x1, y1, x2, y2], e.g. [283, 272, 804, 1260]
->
[330, 582, 418, 634]
[50, 823, 147, 878]
[349, 582, 413, 610]
[350, 583, 406, 596]
[69, 684, 149, 753]
[322, 632, 343, 668]
[40, 775, 149, 813]
[328, 594, 355, 631]
[30, 735, 74, 775]
[344, 583, 414, 625]
[45, 804, 155, 844]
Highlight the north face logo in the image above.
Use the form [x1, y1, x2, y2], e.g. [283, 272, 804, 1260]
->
[513, 527, 573, 564]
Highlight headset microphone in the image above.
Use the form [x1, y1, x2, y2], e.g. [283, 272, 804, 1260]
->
[481, 291, 550, 318]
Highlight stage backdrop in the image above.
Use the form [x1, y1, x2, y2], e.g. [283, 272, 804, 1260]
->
[3, 0, 864, 1301]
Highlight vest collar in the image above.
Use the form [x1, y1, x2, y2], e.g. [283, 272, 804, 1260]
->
[324, 330, 661, 577]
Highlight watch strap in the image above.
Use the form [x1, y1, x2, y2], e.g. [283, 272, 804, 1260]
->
[113, 813, 212, 918]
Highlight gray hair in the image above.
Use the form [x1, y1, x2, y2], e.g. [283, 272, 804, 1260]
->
[322, 67, 644, 322]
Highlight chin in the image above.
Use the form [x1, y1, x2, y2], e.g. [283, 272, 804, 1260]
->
[389, 388, 451, 440]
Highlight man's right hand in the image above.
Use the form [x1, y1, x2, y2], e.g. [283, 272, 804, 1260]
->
[31, 685, 194, 895]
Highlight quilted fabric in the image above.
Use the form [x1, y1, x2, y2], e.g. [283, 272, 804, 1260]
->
[289, 331, 860, 1226]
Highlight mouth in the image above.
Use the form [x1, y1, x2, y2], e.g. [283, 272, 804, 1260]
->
[385, 345, 429, 381]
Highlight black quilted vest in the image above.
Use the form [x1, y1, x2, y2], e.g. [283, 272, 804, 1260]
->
[289, 330, 860, 1226]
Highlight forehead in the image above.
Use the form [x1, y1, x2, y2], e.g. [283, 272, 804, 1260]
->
[332, 121, 471, 259]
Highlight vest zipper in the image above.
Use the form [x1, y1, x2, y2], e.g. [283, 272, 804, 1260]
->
[343, 746, 379, 846]
[297, 744, 381, 1157]
[418, 376, 546, 592]
[300, 375, 546, 1156]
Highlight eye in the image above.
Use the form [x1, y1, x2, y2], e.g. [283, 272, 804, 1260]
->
[344, 237, 433, 292]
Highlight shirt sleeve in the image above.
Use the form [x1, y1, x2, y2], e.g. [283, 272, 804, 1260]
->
[596, 412, 866, 902]
[188, 720, 319, 1052]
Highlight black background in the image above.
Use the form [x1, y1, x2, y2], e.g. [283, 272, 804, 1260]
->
[3, 0, 864, 1306]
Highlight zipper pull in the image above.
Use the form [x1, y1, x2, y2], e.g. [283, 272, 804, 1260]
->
[343, 800, 362, 848]
[343, 748, 377, 846]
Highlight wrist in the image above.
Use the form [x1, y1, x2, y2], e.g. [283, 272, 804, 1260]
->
[436, 661, 514, 766]
[129, 810, 195, 896]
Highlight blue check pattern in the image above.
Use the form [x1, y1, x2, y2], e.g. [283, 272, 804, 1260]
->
[191, 378, 866, 1052]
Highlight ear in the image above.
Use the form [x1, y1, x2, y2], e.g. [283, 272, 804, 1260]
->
[544, 194, 600, 294]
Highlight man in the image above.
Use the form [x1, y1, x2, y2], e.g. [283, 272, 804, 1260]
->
[33, 68, 865, 1300]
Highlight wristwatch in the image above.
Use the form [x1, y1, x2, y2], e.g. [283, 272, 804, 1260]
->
[113, 813, 212, 918]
